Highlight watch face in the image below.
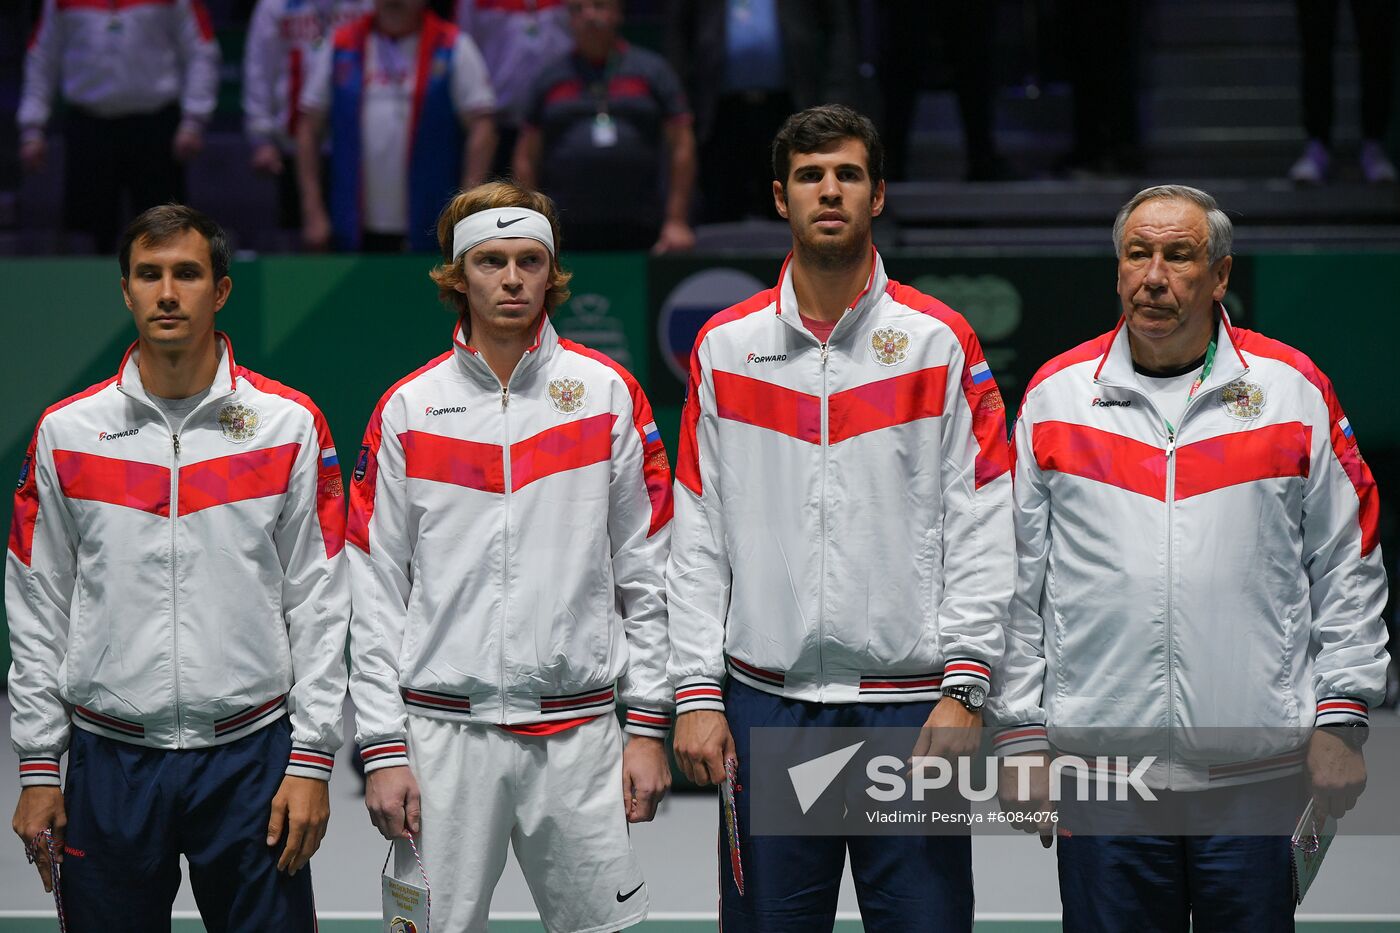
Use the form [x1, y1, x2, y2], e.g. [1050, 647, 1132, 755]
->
[947, 685, 986, 709]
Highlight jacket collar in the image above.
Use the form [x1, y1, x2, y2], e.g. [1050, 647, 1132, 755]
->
[115, 332, 240, 405]
[451, 311, 558, 389]
[1094, 303, 1249, 394]
[775, 246, 888, 343]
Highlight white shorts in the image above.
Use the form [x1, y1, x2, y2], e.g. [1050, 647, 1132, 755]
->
[401, 713, 648, 933]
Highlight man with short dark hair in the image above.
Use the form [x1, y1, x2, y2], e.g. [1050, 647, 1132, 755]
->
[8, 204, 349, 932]
[993, 184, 1389, 930]
[667, 104, 1012, 931]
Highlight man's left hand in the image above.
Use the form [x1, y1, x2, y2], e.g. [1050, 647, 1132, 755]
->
[1307, 728, 1366, 821]
[621, 735, 672, 823]
[651, 219, 695, 255]
[266, 775, 330, 876]
[912, 696, 982, 763]
[997, 752, 1056, 848]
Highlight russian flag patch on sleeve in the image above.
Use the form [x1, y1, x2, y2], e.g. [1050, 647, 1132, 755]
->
[642, 421, 661, 445]
[969, 360, 993, 385]
[320, 447, 339, 469]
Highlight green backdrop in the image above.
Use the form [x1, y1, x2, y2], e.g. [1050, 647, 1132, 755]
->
[1, 250, 1396, 675]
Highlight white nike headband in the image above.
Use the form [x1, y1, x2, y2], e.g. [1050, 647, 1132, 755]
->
[452, 208, 555, 261]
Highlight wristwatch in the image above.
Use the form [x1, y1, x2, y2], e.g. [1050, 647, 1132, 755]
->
[942, 684, 986, 713]
[1321, 722, 1369, 751]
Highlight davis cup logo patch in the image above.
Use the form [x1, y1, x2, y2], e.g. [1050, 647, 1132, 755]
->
[548, 378, 586, 415]
[1219, 379, 1265, 421]
[869, 326, 910, 366]
[217, 403, 261, 443]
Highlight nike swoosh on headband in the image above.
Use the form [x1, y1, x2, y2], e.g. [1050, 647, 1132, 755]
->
[496, 216, 527, 228]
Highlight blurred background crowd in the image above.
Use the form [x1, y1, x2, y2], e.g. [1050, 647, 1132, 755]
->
[0, 0, 1396, 257]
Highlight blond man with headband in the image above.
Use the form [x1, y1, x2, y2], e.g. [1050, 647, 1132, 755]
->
[346, 182, 675, 931]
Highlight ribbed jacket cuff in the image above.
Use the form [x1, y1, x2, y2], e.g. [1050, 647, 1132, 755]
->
[1315, 696, 1369, 728]
[18, 755, 61, 787]
[993, 725, 1051, 757]
[675, 678, 725, 714]
[360, 738, 410, 773]
[623, 705, 673, 739]
[940, 657, 993, 691]
[285, 745, 335, 781]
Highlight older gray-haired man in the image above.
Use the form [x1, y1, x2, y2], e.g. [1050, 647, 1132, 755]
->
[991, 184, 1389, 931]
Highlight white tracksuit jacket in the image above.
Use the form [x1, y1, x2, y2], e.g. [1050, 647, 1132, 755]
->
[7, 336, 350, 786]
[19, 0, 221, 138]
[990, 311, 1389, 789]
[243, 0, 370, 150]
[346, 317, 674, 772]
[668, 251, 1013, 712]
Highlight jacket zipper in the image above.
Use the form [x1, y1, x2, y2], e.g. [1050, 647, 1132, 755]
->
[163, 401, 212, 746]
[163, 393, 227, 745]
[783, 302, 853, 698]
[1098, 348, 1234, 783]
[169, 426, 183, 745]
[494, 340, 534, 719]
[1093, 380, 1178, 772]
[1160, 387, 1210, 777]
[818, 341, 830, 690]
[116, 376, 226, 746]
[1163, 428, 1177, 772]
[463, 343, 529, 723]
[499, 382, 512, 719]
[166, 400, 211, 746]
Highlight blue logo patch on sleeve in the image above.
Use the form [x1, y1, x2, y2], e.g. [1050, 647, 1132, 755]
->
[16, 455, 31, 489]
[353, 444, 371, 483]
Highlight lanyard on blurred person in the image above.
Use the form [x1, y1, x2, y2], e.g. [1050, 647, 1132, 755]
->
[584, 47, 621, 147]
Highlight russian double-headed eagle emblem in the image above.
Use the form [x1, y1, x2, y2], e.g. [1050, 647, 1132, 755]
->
[548, 378, 587, 414]
[869, 326, 910, 366]
[1218, 379, 1265, 421]
[217, 402, 261, 443]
